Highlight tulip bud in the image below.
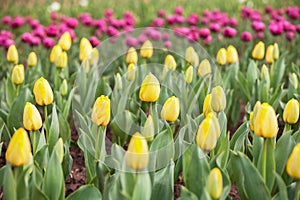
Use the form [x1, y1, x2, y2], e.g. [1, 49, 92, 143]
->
[139, 73, 160, 102]
[261, 64, 270, 87]
[185, 65, 193, 83]
[206, 168, 223, 199]
[286, 143, 300, 179]
[143, 115, 155, 141]
[216, 48, 227, 65]
[126, 47, 138, 64]
[253, 103, 278, 138]
[50, 45, 63, 63]
[54, 138, 64, 164]
[11, 64, 24, 85]
[252, 41, 265, 60]
[6, 128, 31, 166]
[33, 77, 54, 106]
[192, 51, 199, 68]
[82, 58, 90, 73]
[116, 73, 122, 90]
[56, 51, 68, 68]
[289, 73, 298, 89]
[226, 45, 239, 64]
[273, 43, 279, 60]
[79, 37, 93, 61]
[27, 52, 37, 67]
[161, 96, 180, 122]
[140, 40, 153, 59]
[164, 54, 177, 70]
[127, 63, 136, 81]
[58, 32, 72, 51]
[125, 132, 149, 170]
[60, 79, 68, 96]
[91, 95, 110, 126]
[23, 102, 42, 131]
[253, 101, 261, 118]
[249, 111, 254, 131]
[265, 45, 274, 64]
[185, 46, 195, 64]
[89, 48, 99, 66]
[196, 112, 220, 151]
[7, 44, 18, 64]
[198, 59, 211, 77]
[211, 86, 226, 112]
[203, 94, 213, 117]
[283, 98, 299, 124]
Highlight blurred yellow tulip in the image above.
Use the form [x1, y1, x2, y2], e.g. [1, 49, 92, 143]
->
[252, 41, 265, 60]
[79, 37, 93, 61]
[91, 95, 110, 126]
[33, 77, 54, 106]
[7, 44, 18, 64]
[273, 43, 279, 60]
[286, 143, 300, 179]
[60, 79, 68, 96]
[139, 73, 160, 102]
[226, 45, 238, 64]
[56, 51, 68, 68]
[140, 40, 153, 59]
[164, 54, 177, 70]
[126, 47, 138, 64]
[216, 48, 227, 65]
[27, 52, 37, 67]
[11, 64, 24, 85]
[211, 86, 226, 113]
[161, 96, 180, 122]
[54, 138, 64, 164]
[283, 98, 299, 124]
[50, 45, 63, 63]
[265, 45, 274, 64]
[198, 59, 211, 77]
[116, 73, 122, 90]
[58, 32, 72, 51]
[206, 168, 223, 199]
[290, 73, 298, 89]
[203, 94, 213, 117]
[143, 115, 155, 141]
[249, 111, 254, 131]
[23, 102, 42, 131]
[89, 48, 99, 66]
[185, 65, 193, 83]
[127, 63, 136, 81]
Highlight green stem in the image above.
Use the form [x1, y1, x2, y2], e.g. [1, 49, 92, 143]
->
[283, 124, 291, 133]
[95, 127, 101, 160]
[262, 139, 267, 182]
[30, 131, 37, 155]
[295, 181, 300, 200]
[16, 85, 20, 97]
[44, 106, 49, 141]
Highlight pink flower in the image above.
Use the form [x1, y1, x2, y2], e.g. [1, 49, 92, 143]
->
[107, 26, 119, 37]
[222, 26, 237, 38]
[204, 35, 213, 45]
[164, 40, 172, 48]
[30, 36, 41, 46]
[0, 30, 12, 38]
[175, 15, 185, 24]
[66, 18, 78, 29]
[269, 23, 284, 35]
[229, 18, 238, 27]
[137, 34, 148, 43]
[2, 16, 11, 24]
[157, 9, 165, 17]
[21, 32, 33, 43]
[241, 31, 252, 42]
[125, 37, 138, 47]
[209, 23, 221, 32]
[174, 27, 189, 37]
[174, 6, 184, 15]
[32, 26, 45, 38]
[252, 21, 265, 32]
[201, 17, 210, 25]
[10, 16, 25, 28]
[93, 19, 106, 31]
[45, 24, 59, 37]
[51, 12, 58, 20]
[162, 32, 169, 41]
[43, 37, 55, 49]
[187, 14, 199, 25]
[199, 28, 210, 38]
[256, 32, 264, 39]
[151, 18, 165, 27]
[4, 39, 15, 49]
[286, 31, 294, 41]
[296, 24, 300, 33]
[105, 9, 114, 18]
[29, 19, 40, 29]
[265, 6, 273, 13]
[89, 36, 100, 47]
[167, 15, 176, 25]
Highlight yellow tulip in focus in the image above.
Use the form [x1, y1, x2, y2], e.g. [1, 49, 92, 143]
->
[249, 112, 254, 131]
[203, 94, 213, 117]
[140, 40, 153, 59]
[60, 79, 68, 96]
[283, 98, 299, 124]
[56, 51, 68, 68]
[185, 66, 193, 83]
[143, 115, 155, 141]
[211, 86, 226, 113]
[58, 32, 72, 51]
[226, 45, 238, 64]
[54, 138, 64, 164]
[253, 103, 278, 138]
[185, 46, 195, 64]
[127, 63, 136, 81]
[7, 44, 18, 64]
[164, 54, 177, 70]
[89, 48, 99, 66]
[286, 143, 300, 179]
[11, 64, 24, 85]
[139, 73, 160, 102]
[50, 45, 63, 63]
[126, 47, 138, 64]
[23, 102, 42, 131]
[265, 45, 274, 64]
[206, 168, 223, 199]
[79, 37, 93, 61]
[27, 52, 37, 67]
[33, 77, 54, 106]
[6, 128, 31, 166]
[252, 41, 265, 60]
[161, 96, 180, 122]
[198, 59, 211, 77]
[216, 48, 227, 65]
[91, 95, 110, 126]
[273, 43, 279, 60]
[125, 132, 149, 170]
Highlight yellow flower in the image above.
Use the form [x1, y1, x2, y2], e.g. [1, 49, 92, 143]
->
[290, 73, 298, 89]
[91, 95, 110, 126]
[211, 86, 226, 113]
[58, 32, 72, 51]
[82, 58, 90, 73]
[79, 37, 93, 61]
[253, 103, 278, 138]
[60, 79, 68, 96]
[56, 51, 68, 68]
[198, 59, 211, 77]
[127, 63, 136, 81]
[140, 40, 153, 59]
[185, 46, 195, 64]
[27, 52, 37, 67]
[126, 47, 138, 64]
[283, 98, 299, 124]
[5, 128, 31, 166]
[185, 66, 193, 83]
[7, 44, 18, 64]
[164, 54, 176, 70]
[203, 94, 213, 117]
[196, 112, 220, 151]
[143, 115, 154, 141]
[139, 73, 160, 102]
[273, 43, 279, 60]
[252, 41, 265, 60]
[206, 168, 223, 199]
[23, 102, 42, 131]
[89, 48, 99, 66]
[249, 111, 254, 131]
[226, 45, 238, 64]
[54, 138, 64, 164]
[11, 64, 24, 85]
[216, 48, 227, 65]
[50, 45, 63, 63]
[161, 96, 180, 122]
[265, 45, 274, 64]
[116, 73, 122, 90]
[286, 143, 300, 179]
[125, 132, 149, 170]
[33, 77, 54, 106]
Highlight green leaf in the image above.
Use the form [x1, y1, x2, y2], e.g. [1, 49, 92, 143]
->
[252, 134, 263, 166]
[3, 165, 16, 200]
[273, 172, 288, 200]
[229, 122, 248, 151]
[58, 114, 70, 144]
[5, 77, 16, 108]
[132, 173, 152, 200]
[120, 171, 136, 198]
[66, 185, 102, 200]
[63, 87, 75, 119]
[177, 186, 198, 200]
[48, 104, 59, 154]
[270, 54, 286, 89]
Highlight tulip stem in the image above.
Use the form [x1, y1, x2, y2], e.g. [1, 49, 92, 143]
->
[262, 139, 267, 182]
[283, 124, 291, 133]
[296, 181, 300, 200]
[44, 106, 49, 141]
[16, 85, 20, 97]
[30, 131, 37, 155]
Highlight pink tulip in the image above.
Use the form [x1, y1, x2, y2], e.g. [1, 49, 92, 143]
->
[286, 31, 294, 40]
[174, 6, 184, 15]
[51, 12, 58, 20]
[164, 40, 172, 48]
[10, 16, 25, 28]
[4, 39, 15, 49]
[222, 26, 237, 38]
[105, 9, 114, 18]
[241, 31, 252, 42]
[89, 36, 100, 47]
[46, 24, 59, 37]
[151, 18, 165, 27]
[2, 16, 11, 24]
[157, 9, 165, 17]
[199, 28, 210, 38]
[66, 18, 78, 29]
[43, 37, 55, 49]
[167, 15, 176, 25]
[209, 23, 221, 32]
[252, 21, 265, 32]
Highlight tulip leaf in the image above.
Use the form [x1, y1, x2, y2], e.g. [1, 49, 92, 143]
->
[252, 134, 263, 166]
[237, 72, 251, 102]
[62, 87, 75, 119]
[66, 185, 102, 200]
[273, 172, 288, 200]
[229, 122, 248, 151]
[5, 77, 16, 108]
[270, 53, 286, 89]
[177, 186, 198, 200]
[120, 171, 136, 197]
[247, 60, 258, 93]
[3, 165, 17, 200]
[48, 104, 59, 154]
[58, 113, 70, 144]
[132, 173, 152, 200]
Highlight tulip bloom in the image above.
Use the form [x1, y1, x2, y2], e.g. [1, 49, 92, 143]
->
[56, 51, 68, 68]
[126, 132, 149, 170]
[89, 48, 99, 66]
[265, 45, 274, 64]
[11, 64, 24, 85]
[290, 73, 298, 89]
[211, 86, 226, 113]
[286, 143, 300, 179]
[6, 128, 31, 166]
[27, 52, 37, 67]
[23, 102, 42, 131]
[273, 43, 279, 60]
[161, 96, 180, 122]
[139, 73, 160, 102]
[116, 73, 122, 90]
[33, 77, 54, 106]
[226, 45, 238, 64]
[143, 115, 155, 141]
[127, 63, 136, 81]
[140, 40, 153, 59]
[164, 54, 177, 70]
[60, 79, 68, 96]
[249, 112, 254, 131]
[283, 98, 299, 124]
[91, 95, 110, 126]
[58, 32, 72, 51]
[185, 46, 195, 64]
[203, 94, 213, 117]
[198, 59, 211, 77]
[252, 41, 265, 60]
[7, 44, 18, 64]
[79, 37, 93, 61]
[216, 48, 227, 65]
[50, 45, 62, 63]
[206, 168, 223, 199]
[185, 65, 193, 83]
[55, 138, 64, 164]
[126, 47, 138, 64]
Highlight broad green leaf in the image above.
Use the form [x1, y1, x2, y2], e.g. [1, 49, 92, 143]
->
[230, 122, 248, 151]
[48, 104, 59, 154]
[177, 186, 198, 200]
[273, 172, 288, 200]
[5, 77, 16, 108]
[66, 185, 102, 200]
[132, 173, 152, 200]
[58, 114, 70, 144]
[3, 165, 16, 200]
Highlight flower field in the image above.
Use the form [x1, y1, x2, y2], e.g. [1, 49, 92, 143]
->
[0, 0, 300, 199]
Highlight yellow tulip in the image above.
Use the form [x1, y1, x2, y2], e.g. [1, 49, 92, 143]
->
[286, 143, 300, 179]
[216, 48, 227, 65]
[27, 52, 37, 67]
[198, 59, 211, 77]
[185, 65, 193, 83]
[11, 64, 24, 85]
[252, 41, 265, 60]
[140, 40, 153, 59]
[253, 103, 278, 138]
[5, 128, 31, 166]
[192, 51, 199, 68]
[139, 73, 160, 102]
[290, 73, 298, 89]
[196, 112, 220, 151]
[7, 44, 18, 64]
[126, 47, 138, 64]
[56, 51, 68, 68]
[60, 79, 68, 96]
[283, 98, 299, 124]
[249, 111, 254, 131]
[226, 45, 238, 64]
[58, 32, 72, 51]
[116, 73, 122, 90]
[127, 63, 136, 81]
[54, 138, 64, 164]
[143, 115, 154, 141]
[33, 77, 54, 106]
[211, 86, 226, 113]
[161, 96, 180, 122]
[82, 58, 90, 73]
[253, 101, 261, 118]
[185, 46, 195, 64]
[203, 94, 213, 117]
[206, 168, 223, 199]
[91, 95, 110, 126]
[50, 45, 63, 63]
[164, 54, 177, 70]
[79, 37, 93, 61]
[125, 132, 149, 170]
[89, 48, 99, 66]
[265, 45, 274, 64]
[273, 43, 279, 60]
[23, 102, 42, 131]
